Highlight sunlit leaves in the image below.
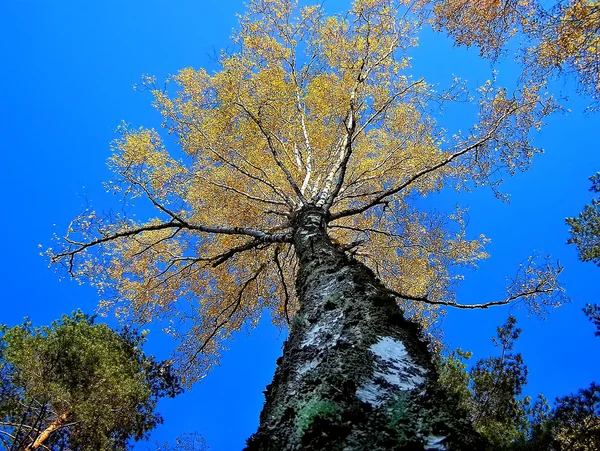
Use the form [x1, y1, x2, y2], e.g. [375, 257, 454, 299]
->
[432, 0, 528, 59]
[51, 0, 564, 382]
[432, 0, 600, 105]
[527, 0, 600, 104]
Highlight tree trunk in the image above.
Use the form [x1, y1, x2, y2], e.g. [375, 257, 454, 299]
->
[246, 206, 482, 450]
[26, 411, 69, 451]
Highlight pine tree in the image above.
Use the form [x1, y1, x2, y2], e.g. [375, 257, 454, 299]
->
[0, 312, 182, 450]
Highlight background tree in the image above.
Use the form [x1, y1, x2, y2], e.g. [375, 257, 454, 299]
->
[524, 383, 600, 450]
[567, 171, 600, 349]
[567, 172, 600, 266]
[439, 315, 600, 450]
[0, 312, 182, 451]
[48, 0, 570, 448]
[438, 316, 530, 447]
[584, 303, 600, 336]
[513, 171, 600, 449]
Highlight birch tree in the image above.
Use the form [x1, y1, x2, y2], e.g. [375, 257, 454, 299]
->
[50, 0, 567, 448]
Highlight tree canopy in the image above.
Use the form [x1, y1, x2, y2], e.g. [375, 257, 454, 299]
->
[50, 0, 571, 385]
[0, 312, 182, 450]
[432, 0, 600, 107]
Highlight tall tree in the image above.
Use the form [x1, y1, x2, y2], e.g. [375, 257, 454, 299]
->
[567, 172, 600, 346]
[528, 383, 600, 450]
[438, 317, 531, 448]
[50, 0, 567, 448]
[0, 312, 182, 450]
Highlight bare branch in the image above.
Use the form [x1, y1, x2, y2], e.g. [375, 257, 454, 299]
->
[390, 289, 543, 310]
[388, 257, 566, 314]
[235, 101, 307, 205]
[210, 239, 268, 268]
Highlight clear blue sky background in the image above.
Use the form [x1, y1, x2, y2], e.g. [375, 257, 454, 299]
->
[1, 1, 598, 450]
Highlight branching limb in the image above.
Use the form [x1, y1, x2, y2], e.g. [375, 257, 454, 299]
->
[120, 169, 187, 224]
[330, 131, 497, 221]
[235, 101, 308, 205]
[178, 117, 295, 207]
[53, 218, 292, 274]
[298, 96, 314, 198]
[391, 290, 543, 310]
[389, 256, 567, 315]
[181, 264, 266, 374]
[196, 174, 289, 208]
[353, 78, 426, 140]
[317, 86, 360, 209]
[210, 239, 269, 268]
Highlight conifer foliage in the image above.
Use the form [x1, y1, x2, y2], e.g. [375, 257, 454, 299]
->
[567, 172, 600, 266]
[0, 312, 182, 451]
[439, 316, 600, 450]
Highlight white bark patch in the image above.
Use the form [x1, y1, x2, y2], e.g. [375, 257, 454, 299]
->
[425, 435, 446, 450]
[356, 336, 427, 407]
[355, 382, 382, 406]
[300, 311, 343, 348]
[299, 229, 318, 241]
[370, 337, 426, 390]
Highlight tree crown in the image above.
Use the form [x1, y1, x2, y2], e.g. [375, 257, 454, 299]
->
[0, 311, 182, 450]
[51, 0, 568, 383]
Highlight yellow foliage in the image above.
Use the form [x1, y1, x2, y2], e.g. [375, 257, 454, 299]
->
[432, 0, 600, 103]
[52, 0, 561, 383]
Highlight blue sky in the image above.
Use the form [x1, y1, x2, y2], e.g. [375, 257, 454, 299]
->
[1, 1, 599, 450]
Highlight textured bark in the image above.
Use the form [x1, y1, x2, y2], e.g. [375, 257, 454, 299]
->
[246, 206, 482, 450]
